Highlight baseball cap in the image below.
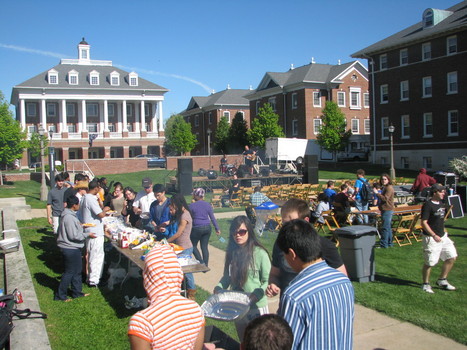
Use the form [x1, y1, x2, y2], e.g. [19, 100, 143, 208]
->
[431, 183, 445, 193]
[142, 177, 152, 188]
[74, 181, 89, 190]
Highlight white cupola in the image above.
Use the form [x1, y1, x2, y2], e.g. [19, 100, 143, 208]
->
[78, 38, 91, 63]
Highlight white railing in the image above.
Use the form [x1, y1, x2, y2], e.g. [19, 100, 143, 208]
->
[66, 160, 95, 180]
[68, 133, 81, 139]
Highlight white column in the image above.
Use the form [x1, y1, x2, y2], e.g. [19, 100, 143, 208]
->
[151, 102, 158, 135]
[117, 101, 122, 133]
[158, 101, 164, 131]
[61, 99, 67, 133]
[122, 100, 128, 131]
[41, 99, 47, 130]
[134, 103, 140, 133]
[20, 99, 26, 131]
[81, 100, 87, 132]
[104, 100, 109, 132]
[140, 100, 146, 131]
[99, 101, 104, 133]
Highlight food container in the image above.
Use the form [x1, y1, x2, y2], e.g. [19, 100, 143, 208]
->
[201, 291, 250, 321]
[0, 237, 21, 253]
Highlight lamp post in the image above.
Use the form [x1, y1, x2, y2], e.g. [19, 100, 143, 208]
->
[38, 127, 48, 201]
[207, 128, 212, 169]
[48, 130, 55, 188]
[388, 125, 396, 180]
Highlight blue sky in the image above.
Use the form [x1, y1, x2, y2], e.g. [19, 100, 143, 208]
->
[0, 0, 459, 120]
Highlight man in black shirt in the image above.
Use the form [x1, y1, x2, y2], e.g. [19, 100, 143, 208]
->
[421, 184, 458, 293]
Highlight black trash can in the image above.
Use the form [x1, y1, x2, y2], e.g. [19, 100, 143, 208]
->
[336, 225, 378, 283]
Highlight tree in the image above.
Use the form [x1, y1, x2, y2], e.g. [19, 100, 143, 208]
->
[0, 92, 27, 181]
[227, 112, 249, 153]
[27, 132, 49, 159]
[213, 116, 229, 154]
[164, 114, 197, 155]
[316, 101, 351, 162]
[247, 103, 284, 148]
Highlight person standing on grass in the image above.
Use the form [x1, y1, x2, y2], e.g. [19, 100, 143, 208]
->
[374, 174, 395, 248]
[55, 196, 95, 301]
[189, 188, 221, 267]
[133, 177, 156, 230]
[353, 169, 370, 224]
[46, 173, 66, 234]
[421, 183, 458, 294]
[148, 184, 171, 237]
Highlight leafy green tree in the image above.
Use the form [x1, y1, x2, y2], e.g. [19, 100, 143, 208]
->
[27, 132, 49, 159]
[213, 116, 229, 154]
[164, 114, 197, 155]
[316, 101, 351, 162]
[227, 112, 249, 153]
[0, 92, 27, 178]
[247, 103, 284, 148]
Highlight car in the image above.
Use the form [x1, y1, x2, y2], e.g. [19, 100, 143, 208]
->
[337, 150, 369, 162]
[29, 162, 42, 169]
[135, 154, 166, 168]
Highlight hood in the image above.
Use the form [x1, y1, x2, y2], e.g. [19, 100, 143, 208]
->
[143, 244, 183, 302]
[61, 207, 77, 218]
[420, 168, 427, 174]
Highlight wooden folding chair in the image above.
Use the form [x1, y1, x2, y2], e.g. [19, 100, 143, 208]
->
[211, 195, 222, 208]
[409, 213, 423, 242]
[392, 214, 416, 246]
[322, 210, 341, 247]
[229, 189, 242, 207]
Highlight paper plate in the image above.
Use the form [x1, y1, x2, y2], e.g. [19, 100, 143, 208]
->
[201, 291, 250, 321]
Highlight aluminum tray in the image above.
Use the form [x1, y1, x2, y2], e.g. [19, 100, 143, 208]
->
[0, 237, 20, 253]
[201, 291, 250, 321]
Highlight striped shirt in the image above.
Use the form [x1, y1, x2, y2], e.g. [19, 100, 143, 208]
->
[278, 260, 354, 350]
[128, 245, 205, 349]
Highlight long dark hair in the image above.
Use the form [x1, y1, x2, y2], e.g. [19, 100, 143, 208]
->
[169, 193, 190, 224]
[225, 216, 269, 289]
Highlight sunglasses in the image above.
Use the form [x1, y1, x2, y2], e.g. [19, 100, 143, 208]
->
[233, 229, 248, 236]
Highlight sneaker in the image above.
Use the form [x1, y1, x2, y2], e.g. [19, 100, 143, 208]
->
[422, 284, 434, 294]
[436, 279, 456, 291]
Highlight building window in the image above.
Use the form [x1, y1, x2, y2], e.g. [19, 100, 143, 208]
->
[89, 71, 99, 85]
[424, 10, 434, 28]
[381, 117, 389, 139]
[195, 115, 199, 127]
[363, 93, 369, 108]
[223, 111, 230, 123]
[401, 157, 409, 169]
[68, 71, 78, 85]
[350, 88, 361, 109]
[126, 103, 133, 117]
[208, 112, 213, 124]
[447, 36, 457, 55]
[313, 118, 322, 134]
[81, 49, 88, 59]
[238, 111, 245, 119]
[422, 77, 432, 97]
[313, 92, 321, 107]
[48, 70, 58, 84]
[292, 93, 298, 109]
[337, 92, 345, 107]
[423, 112, 433, 137]
[110, 71, 120, 86]
[400, 81, 409, 101]
[422, 43, 431, 60]
[423, 157, 433, 169]
[144, 104, 151, 118]
[256, 101, 261, 115]
[87, 123, 98, 133]
[364, 119, 370, 134]
[448, 110, 459, 136]
[380, 84, 389, 103]
[145, 123, 150, 132]
[108, 124, 115, 132]
[26, 103, 37, 117]
[66, 103, 76, 117]
[47, 103, 57, 117]
[447, 72, 458, 94]
[401, 115, 410, 138]
[127, 123, 133, 132]
[400, 49, 408, 65]
[27, 125, 37, 133]
[129, 72, 138, 86]
[87, 103, 99, 117]
[379, 54, 388, 70]
[292, 119, 298, 136]
[108, 103, 115, 117]
[67, 124, 76, 133]
[351, 119, 359, 134]
[268, 97, 276, 111]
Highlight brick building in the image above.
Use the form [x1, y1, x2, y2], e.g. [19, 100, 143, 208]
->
[11, 39, 168, 166]
[352, 1, 467, 171]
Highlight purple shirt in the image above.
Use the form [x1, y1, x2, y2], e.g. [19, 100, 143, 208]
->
[189, 200, 220, 231]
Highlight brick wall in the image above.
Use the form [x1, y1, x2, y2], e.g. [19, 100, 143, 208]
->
[166, 154, 244, 172]
[66, 158, 147, 176]
[2, 172, 42, 182]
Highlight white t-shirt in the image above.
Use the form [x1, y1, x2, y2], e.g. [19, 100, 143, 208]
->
[133, 190, 156, 219]
[78, 193, 104, 236]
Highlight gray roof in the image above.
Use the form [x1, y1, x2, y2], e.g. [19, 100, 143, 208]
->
[185, 88, 251, 111]
[14, 63, 168, 92]
[352, 1, 467, 57]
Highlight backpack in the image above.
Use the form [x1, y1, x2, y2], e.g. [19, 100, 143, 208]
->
[358, 178, 373, 202]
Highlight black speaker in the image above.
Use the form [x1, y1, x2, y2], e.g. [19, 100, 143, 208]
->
[177, 173, 192, 195]
[237, 165, 249, 178]
[207, 170, 218, 179]
[178, 158, 193, 174]
[260, 167, 271, 177]
[305, 155, 318, 167]
[456, 185, 466, 212]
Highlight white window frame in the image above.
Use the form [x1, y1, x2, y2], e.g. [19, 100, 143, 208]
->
[292, 119, 298, 136]
[26, 103, 37, 117]
[268, 97, 277, 111]
[108, 124, 115, 132]
[447, 71, 458, 94]
[448, 110, 459, 136]
[238, 111, 245, 119]
[381, 117, 389, 139]
[87, 123, 98, 133]
[110, 71, 120, 86]
[48, 69, 58, 84]
[48, 125, 56, 133]
[66, 103, 76, 117]
[47, 103, 57, 117]
[447, 35, 457, 55]
[108, 103, 115, 118]
[423, 156, 433, 170]
[379, 54, 387, 70]
[424, 10, 434, 28]
[380, 84, 388, 103]
[401, 115, 410, 139]
[81, 49, 88, 60]
[400, 157, 409, 169]
[422, 77, 432, 98]
[144, 104, 151, 118]
[223, 111, 230, 123]
[313, 92, 321, 107]
[364, 119, 370, 134]
[27, 125, 37, 133]
[400, 81, 409, 101]
[351, 119, 359, 134]
[127, 123, 133, 132]
[422, 42, 431, 61]
[337, 91, 345, 107]
[129, 72, 138, 86]
[68, 70, 78, 85]
[87, 103, 99, 117]
[363, 93, 370, 108]
[208, 112, 213, 124]
[400, 49, 408, 66]
[89, 71, 100, 86]
[423, 112, 433, 138]
[67, 124, 76, 133]
[349, 88, 361, 109]
[292, 93, 298, 109]
[313, 118, 322, 134]
[126, 103, 133, 117]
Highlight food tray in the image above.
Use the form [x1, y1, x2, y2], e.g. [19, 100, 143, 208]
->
[201, 291, 250, 321]
[0, 237, 21, 253]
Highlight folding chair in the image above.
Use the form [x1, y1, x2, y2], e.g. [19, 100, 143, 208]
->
[409, 213, 423, 242]
[322, 210, 341, 247]
[392, 214, 417, 246]
[211, 195, 222, 208]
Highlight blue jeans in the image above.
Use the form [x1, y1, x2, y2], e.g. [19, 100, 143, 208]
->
[55, 248, 84, 300]
[380, 210, 394, 248]
[355, 199, 369, 224]
[190, 225, 212, 266]
[181, 247, 195, 290]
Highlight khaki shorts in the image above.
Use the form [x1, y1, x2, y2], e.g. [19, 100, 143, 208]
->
[423, 233, 458, 267]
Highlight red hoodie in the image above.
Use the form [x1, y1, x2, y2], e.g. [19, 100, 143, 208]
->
[411, 168, 436, 193]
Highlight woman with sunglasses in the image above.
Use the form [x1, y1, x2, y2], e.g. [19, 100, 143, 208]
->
[214, 215, 271, 341]
[374, 174, 395, 248]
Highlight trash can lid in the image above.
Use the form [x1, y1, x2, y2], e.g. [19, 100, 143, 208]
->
[336, 225, 378, 237]
[255, 201, 279, 210]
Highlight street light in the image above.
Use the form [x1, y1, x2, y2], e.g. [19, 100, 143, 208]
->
[207, 128, 212, 169]
[38, 127, 48, 201]
[388, 125, 396, 180]
[48, 130, 55, 188]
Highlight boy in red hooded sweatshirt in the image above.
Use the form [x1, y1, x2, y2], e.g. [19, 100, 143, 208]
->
[411, 168, 436, 196]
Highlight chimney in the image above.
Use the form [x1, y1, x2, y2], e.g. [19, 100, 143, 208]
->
[290, 63, 294, 70]
[311, 57, 315, 64]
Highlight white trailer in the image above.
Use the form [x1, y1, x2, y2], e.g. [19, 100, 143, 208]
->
[265, 137, 333, 163]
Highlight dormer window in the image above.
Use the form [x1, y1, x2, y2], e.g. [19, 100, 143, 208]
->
[68, 70, 79, 85]
[48, 69, 58, 84]
[89, 70, 100, 85]
[424, 10, 434, 28]
[110, 71, 120, 86]
[129, 72, 138, 86]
